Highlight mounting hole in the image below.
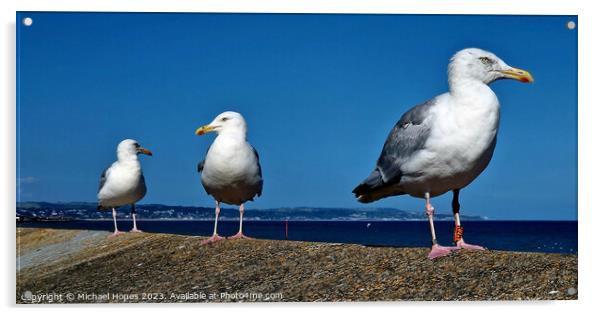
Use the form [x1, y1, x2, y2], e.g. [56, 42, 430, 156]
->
[22, 17, 33, 27]
[566, 20, 576, 30]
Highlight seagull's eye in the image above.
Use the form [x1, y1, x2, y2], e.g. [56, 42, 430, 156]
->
[479, 57, 493, 65]
[221, 117, 229, 122]
[134, 143, 140, 148]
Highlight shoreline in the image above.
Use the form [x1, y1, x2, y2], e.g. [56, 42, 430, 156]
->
[16, 220, 578, 255]
[17, 218, 578, 222]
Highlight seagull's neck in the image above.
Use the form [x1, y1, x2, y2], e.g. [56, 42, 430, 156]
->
[447, 77, 500, 133]
[117, 153, 140, 165]
[449, 77, 493, 98]
[449, 77, 499, 109]
[216, 128, 247, 142]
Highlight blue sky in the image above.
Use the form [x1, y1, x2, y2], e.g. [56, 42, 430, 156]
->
[16, 13, 577, 220]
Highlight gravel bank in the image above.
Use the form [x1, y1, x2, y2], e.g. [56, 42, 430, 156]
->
[16, 228, 578, 303]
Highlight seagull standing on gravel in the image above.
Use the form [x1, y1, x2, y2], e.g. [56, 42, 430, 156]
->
[352, 48, 534, 259]
[195, 111, 263, 244]
[97, 139, 153, 237]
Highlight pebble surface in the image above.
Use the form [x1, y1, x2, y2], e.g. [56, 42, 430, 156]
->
[16, 228, 577, 303]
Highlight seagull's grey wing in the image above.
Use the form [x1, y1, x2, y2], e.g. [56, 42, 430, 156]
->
[353, 98, 436, 201]
[97, 166, 111, 210]
[98, 167, 110, 193]
[197, 147, 210, 173]
[197, 159, 204, 173]
[251, 146, 263, 197]
[377, 99, 435, 181]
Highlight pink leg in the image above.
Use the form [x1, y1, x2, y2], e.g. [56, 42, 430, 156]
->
[425, 194, 459, 259]
[456, 239, 486, 251]
[202, 201, 225, 245]
[229, 204, 252, 240]
[452, 217, 486, 251]
[108, 208, 124, 238]
[201, 234, 225, 244]
[229, 232, 251, 239]
[452, 190, 486, 251]
[130, 207, 143, 233]
[429, 244, 459, 260]
[109, 231, 124, 238]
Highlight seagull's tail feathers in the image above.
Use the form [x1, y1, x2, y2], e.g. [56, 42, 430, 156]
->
[353, 169, 405, 203]
[353, 169, 385, 203]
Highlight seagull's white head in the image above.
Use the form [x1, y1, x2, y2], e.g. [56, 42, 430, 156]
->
[116, 139, 153, 161]
[448, 48, 534, 88]
[195, 111, 248, 137]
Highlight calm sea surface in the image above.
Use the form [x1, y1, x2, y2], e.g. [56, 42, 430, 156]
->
[17, 220, 577, 254]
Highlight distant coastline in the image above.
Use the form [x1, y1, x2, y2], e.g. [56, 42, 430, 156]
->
[16, 201, 487, 222]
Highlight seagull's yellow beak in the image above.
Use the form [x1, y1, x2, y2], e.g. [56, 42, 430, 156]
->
[499, 67, 534, 83]
[195, 125, 216, 136]
[137, 147, 153, 156]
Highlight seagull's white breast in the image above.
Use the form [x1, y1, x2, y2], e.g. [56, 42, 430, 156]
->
[403, 85, 500, 196]
[201, 134, 261, 204]
[203, 136, 258, 181]
[98, 160, 147, 207]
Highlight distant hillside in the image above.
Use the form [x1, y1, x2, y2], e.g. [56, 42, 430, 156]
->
[16, 201, 485, 221]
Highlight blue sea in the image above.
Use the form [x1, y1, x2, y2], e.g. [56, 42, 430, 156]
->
[17, 220, 577, 254]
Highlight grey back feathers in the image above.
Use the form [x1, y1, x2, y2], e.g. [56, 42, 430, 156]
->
[197, 147, 209, 173]
[353, 98, 436, 202]
[251, 146, 263, 197]
[97, 167, 110, 210]
[98, 167, 109, 194]
[197, 159, 204, 173]
[378, 99, 434, 181]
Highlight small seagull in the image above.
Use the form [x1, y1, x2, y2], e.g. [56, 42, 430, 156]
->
[195, 111, 263, 244]
[97, 139, 153, 237]
[353, 48, 534, 259]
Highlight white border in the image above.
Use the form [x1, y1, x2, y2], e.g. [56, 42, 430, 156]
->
[3, 0, 601, 315]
